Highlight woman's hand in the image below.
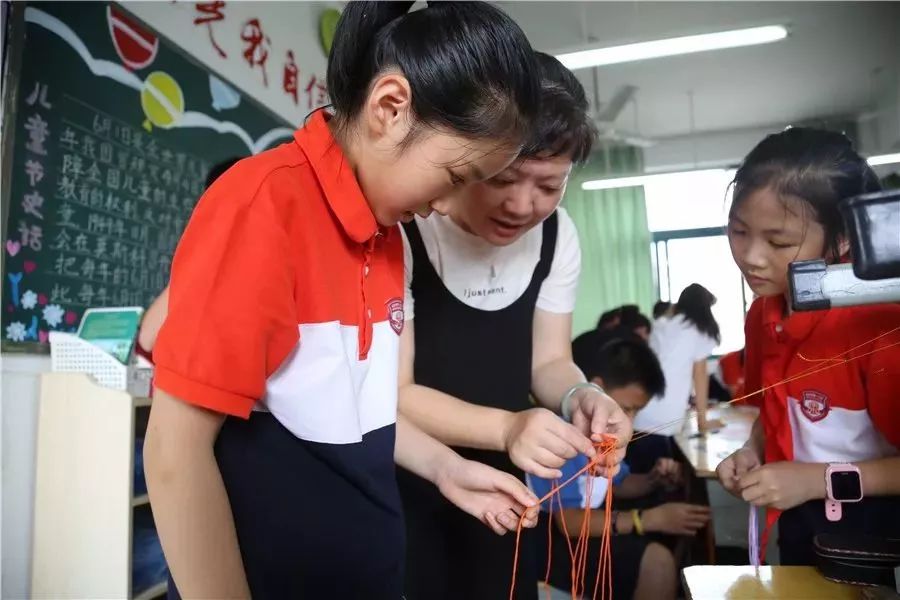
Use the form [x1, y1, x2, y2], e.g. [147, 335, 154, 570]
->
[436, 455, 540, 535]
[566, 387, 633, 478]
[502, 407, 595, 479]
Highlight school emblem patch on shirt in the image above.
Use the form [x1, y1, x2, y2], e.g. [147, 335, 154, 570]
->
[800, 389, 830, 422]
[386, 297, 404, 335]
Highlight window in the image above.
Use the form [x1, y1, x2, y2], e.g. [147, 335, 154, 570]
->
[653, 230, 751, 354]
[644, 168, 750, 355]
[644, 169, 735, 232]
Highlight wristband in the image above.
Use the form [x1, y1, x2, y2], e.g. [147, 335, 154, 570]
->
[631, 509, 644, 536]
[560, 382, 606, 422]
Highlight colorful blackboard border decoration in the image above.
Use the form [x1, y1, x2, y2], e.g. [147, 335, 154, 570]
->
[25, 6, 293, 154]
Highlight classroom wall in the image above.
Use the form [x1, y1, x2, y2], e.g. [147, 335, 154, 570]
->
[643, 125, 783, 172]
[1, 355, 50, 600]
[857, 27, 900, 157]
[1, 3, 337, 597]
[645, 111, 895, 175]
[645, 17, 899, 175]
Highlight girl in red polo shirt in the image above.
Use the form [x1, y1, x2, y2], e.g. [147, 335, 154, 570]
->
[716, 127, 900, 565]
[142, 3, 591, 599]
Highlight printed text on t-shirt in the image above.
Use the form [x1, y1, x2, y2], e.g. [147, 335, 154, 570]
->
[463, 286, 506, 299]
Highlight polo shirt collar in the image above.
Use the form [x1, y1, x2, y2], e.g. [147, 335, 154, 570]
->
[759, 294, 826, 342]
[294, 111, 378, 244]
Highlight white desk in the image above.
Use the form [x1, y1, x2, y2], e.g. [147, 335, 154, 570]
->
[674, 403, 758, 478]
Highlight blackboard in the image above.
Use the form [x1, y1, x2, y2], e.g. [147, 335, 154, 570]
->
[2, 2, 294, 350]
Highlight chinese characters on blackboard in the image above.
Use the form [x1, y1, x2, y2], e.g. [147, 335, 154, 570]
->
[6, 84, 207, 343]
[5, 82, 56, 342]
[52, 95, 207, 307]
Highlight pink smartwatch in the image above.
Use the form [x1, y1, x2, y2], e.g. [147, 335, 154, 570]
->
[825, 463, 863, 522]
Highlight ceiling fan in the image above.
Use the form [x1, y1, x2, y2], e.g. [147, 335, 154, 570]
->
[589, 70, 657, 148]
[568, 3, 656, 150]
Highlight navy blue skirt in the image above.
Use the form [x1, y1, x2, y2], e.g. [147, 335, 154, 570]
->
[167, 412, 405, 599]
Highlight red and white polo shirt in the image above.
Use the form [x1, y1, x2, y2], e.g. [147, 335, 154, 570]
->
[743, 295, 900, 467]
[154, 107, 405, 448]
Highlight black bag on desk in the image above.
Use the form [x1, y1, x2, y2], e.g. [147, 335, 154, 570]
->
[814, 534, 900, 588]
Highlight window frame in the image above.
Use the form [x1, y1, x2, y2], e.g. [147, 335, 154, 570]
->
[651, 226, 751, 356]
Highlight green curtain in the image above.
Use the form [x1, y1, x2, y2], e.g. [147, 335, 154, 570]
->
[563, 146, 655, 337]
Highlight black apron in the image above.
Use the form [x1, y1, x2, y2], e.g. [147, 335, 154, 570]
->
[397, 212, 558, 600]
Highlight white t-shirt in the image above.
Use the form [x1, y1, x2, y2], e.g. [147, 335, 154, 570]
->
[402, 208, 581, 318]
[633, 314, 717, 435]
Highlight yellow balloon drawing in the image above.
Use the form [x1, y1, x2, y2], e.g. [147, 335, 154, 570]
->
[140, 71, 185, 131]
[320, 8, 341, 56]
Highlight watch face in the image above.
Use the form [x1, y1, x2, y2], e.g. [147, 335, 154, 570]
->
[831, 470, 862, 501]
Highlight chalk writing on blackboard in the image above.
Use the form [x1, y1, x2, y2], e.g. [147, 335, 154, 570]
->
[7, 76, 212, 341]
[4, 3, 294, 348]
[6, 78, 55, 342]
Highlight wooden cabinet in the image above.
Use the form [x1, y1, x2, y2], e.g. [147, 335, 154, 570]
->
[31, 373, 166, 599]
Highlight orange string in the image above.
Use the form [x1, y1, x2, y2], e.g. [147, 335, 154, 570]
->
[509, 326, 900, 600]
[555, 482, 576, 566]
[572, 475, 590, 597]
[592, 451, 614, 600]
[510, 436, 618, 600]
[542, 480, 555, 600]
[630, 335, 900, 443]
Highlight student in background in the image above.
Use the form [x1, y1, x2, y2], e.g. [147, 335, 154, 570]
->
[136, 156, 244, 359]
[716, 127, 900, 565]
[717, 348, 745, 399]
[630, 284, 720, 473]
[655, 299, 730, 403]
[397, 53, 630, 600]
[707, 367, 733, 404]
[530, 337, 711, 600]
[596, 304, 652, 340]
[144, 3, 548, 598]
[613, 304, 652, 340]
[572, 304, 652, 373]
[653, 300, 672, 319]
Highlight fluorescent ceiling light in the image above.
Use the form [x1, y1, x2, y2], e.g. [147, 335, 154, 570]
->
[556, 25, 788, 71]
[867, 153, 900, 167]
[584, 153, 899, 192]
[582, 168, 734, 191]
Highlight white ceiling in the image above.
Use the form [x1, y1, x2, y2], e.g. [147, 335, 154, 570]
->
[501, 2, 900, 143]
